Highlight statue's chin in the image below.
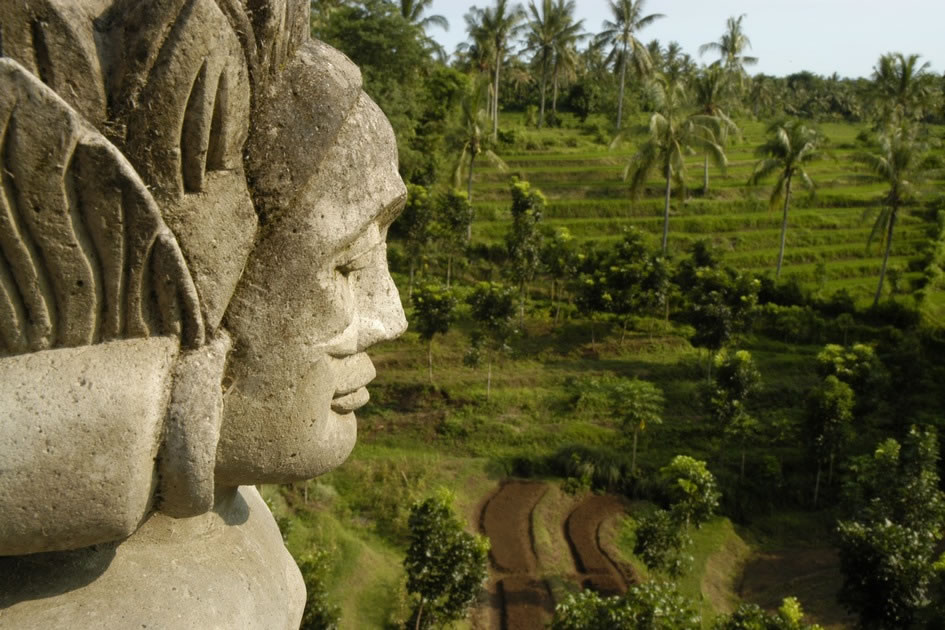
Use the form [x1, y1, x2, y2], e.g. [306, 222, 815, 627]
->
[0, 487, 306, 630]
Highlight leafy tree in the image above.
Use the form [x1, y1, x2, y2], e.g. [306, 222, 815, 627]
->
[698, 14, 757, 96]
[411, 284, 457, 384]
[397, 184, 435, 296]
[748, 120, 824, 278]
[540, 226, 579, 323]
[854, 125, 928, 306]
[505, 180, 546, 320]
[404, 492, 490, 630]
[466, 281, 517, 399]
[602, 377, 664, 473]
[550, 582, 701, 630]
[713, 598, 824, 630]
[313, 0, 433, 181]
[433, 189, 474, 286]
[298, 550, 342, 630]
[814, 343, 887, 406]
[622, 73, 727, 253]
[595, 0, 665, 129]
[633, 508, 691, 576]
[805, 375, 854, 506]
[836, 427, 945, 629]
[678, 256, 759, 378]
[660, 455, 720, 529]
[710, 349, 762, 482]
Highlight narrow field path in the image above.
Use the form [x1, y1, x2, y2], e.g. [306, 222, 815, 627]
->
[479, 481, 554, 630]
[564, 494, 629, 596]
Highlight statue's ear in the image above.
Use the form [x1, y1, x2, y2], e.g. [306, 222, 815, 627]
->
[0, 58, 204, 356]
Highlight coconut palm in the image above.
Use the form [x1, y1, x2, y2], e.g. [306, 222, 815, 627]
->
[595, 0, 665, 129]
[398, 0, 449, 32]
[452, 78, 508, 238]
[699, 14, 757, 93]
[549, 0, 585, 114]
[692, 65, 738, 193]
[748, 120, 824, 278]
[466, 0, 525, 142]
[620, 74, 727, 253]
[524, 0, 585, 126]
[871, 52, 934, 127]
[856, 126, 927, 306]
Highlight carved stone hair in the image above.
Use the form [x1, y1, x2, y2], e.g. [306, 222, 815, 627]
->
[0, 0, 326, 356]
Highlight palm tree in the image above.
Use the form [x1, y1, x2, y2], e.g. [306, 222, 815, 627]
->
[549, 0, 585, 114]
[748, 120, 823, 278]
[595, 0, 665, 129]
[692, 65, 737, 194]
[698, 14, 757, 93]
[452, 78, 508, 238]
[467, 0, 525, 142]
[856, 127, 926, 306]
[397, 0, 449, 60]
[621, 74, 727, 253]
[871, 52, 934, 127]
[398, 0, 449, 32]
[524, 0, 585, 127]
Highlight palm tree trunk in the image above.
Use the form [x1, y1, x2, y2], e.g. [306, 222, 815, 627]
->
[552, 71, 559, 113]
[408, 259, 415, 297]
[466, 153, 476, 241]
[616, 43, 628, 128]
[538, 61, 547, 128]
[486, 359, 492, 401]
[873, 207, 897, 307]
[493, 52, 502, 141]
[428, 338, 434, 385]
[446, 255, 452, 288]
[703, 153, 709, 194]
[813, 460, 822, 507]
[631, 428, 639, 474]
[776, 174, 793, 278]
[662, 160, 672, 253]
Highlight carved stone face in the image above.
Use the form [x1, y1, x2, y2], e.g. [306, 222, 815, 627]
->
[216, 90, 408, 484]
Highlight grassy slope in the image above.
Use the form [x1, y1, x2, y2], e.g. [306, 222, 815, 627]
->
[274, 115, 943, 627]
[472, 113, 942, 305]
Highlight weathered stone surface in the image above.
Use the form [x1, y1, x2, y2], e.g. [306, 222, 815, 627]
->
[0, 487, 305, 629]
[0, 0, 407, 626]
[0, 337, 177, 555]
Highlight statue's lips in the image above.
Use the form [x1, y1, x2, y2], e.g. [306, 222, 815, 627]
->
[329, 352, 376, 414]
[330, 386, 370, 414]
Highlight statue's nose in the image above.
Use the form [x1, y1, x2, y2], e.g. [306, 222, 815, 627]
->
[355, 254, 407, 352]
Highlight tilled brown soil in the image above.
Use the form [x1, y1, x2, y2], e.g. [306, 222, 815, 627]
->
[477, 483, 630, 629]
[481, 481, 547, 573]
[479, 481, 553, 630]
[565, 494, 629, 595]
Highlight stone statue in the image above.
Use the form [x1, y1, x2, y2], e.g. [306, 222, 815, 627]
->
[0, 1, 407, 627]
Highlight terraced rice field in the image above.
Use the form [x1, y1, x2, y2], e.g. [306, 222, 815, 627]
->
[476, 481, 631, 630]
[470, 118, 944, 304]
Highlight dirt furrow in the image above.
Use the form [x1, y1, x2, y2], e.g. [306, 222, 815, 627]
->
[481, 481, 547, 573]
[564, 494, 628, 594]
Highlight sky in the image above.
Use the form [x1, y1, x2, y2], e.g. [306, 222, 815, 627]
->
[427, 0, 944, 79]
